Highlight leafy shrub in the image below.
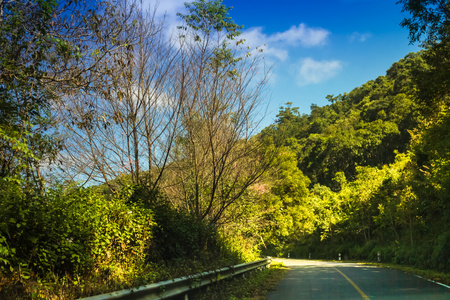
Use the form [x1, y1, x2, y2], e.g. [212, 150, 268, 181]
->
[127, 186, 243, 264]
[0, 181, 153, 281]
[431, 232, 450, 271]
[149, 200, 221, 261]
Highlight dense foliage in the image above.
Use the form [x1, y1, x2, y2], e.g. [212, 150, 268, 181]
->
[0, 183, 154, 295]
[256, 46, 450, 273]
[262, 51, 424, 187]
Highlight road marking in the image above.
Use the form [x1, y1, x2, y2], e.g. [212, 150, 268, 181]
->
[333, 267, 370, 300]
[414, 275, 450, 289]
[435, 281, 450, 289]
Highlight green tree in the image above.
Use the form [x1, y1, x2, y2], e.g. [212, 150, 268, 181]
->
[0, 0, 133, 187]
[264, 52, 422, 187]
[243, 147, 311, 255]
[0, 0, 62, 185]
[261, 102, 310, 146]
[398, 0, 450, 112]
[398, 0, 449, 44]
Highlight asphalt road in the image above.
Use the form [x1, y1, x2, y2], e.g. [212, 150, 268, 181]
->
[267, 259, 450, 300]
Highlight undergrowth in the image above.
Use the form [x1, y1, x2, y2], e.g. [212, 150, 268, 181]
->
[0, 183, 253, 299]
[189, 262, 288, 300]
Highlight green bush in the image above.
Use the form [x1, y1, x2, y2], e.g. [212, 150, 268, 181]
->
[150, 201, 221, 261]
[431, 232, 450, 271]
[126, 186, 243, 264]
[0, 181, 153, 281]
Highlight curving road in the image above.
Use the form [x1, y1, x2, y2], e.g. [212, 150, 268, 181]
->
[268, 259, 450, 299]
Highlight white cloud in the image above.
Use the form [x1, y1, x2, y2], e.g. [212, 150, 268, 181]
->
[240, 27, 267, 48]
[296, 58, 343, 86]
[240, 24, 329, 62]
[141, 0, 187, 40]
[140, 2, 330, 64]
[143, 0, 185, 19]
[142, 2, 330, 49]
[350, 32, 372, 42]
[269, 24, 330, 46]
[240, 27, 288, 61]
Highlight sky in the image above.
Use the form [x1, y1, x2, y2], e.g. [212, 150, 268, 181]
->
[147, 0, 420, 128]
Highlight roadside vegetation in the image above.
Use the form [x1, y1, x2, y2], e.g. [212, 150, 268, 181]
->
[1, 0, 449, 299]
[189, 261, 288, 300]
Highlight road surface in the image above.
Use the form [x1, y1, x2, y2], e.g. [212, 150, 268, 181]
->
[267, 259, 450, 299]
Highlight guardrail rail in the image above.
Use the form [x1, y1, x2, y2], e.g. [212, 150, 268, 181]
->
[79, 257, 271, 300]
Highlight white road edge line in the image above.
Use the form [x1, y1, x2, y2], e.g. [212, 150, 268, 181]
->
[434, 281, 450, 289]
[414, 275, 450, 289]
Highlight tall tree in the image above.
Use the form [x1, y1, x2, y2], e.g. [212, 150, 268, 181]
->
[0, 0, 136, 187]
[397, 0, 449, 44]
[0, 0, 61, 185]
[56, 1, 181, 192]
[166, 0, 273, 224]
[398, 0, 450, 112]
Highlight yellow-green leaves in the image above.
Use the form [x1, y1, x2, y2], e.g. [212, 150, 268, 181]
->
[177, 0, 243, 38]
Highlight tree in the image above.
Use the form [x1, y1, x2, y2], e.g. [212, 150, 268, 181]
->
[260, 148, 311, 252]
[164, 0, 273, 225]
[261, 55, 422, 188]
[56, 1, 181, 192]
[0, 0, 137, 188]
[397, 0, 449, 44]
[0, 0, 62, 185]
[398, 0, 450, 112]
[260, 103, 310, 146]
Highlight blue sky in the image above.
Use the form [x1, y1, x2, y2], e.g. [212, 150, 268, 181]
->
[149, 0, 420, 127]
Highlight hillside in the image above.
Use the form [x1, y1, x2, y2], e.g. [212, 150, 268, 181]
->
[257, 49, 450, 272]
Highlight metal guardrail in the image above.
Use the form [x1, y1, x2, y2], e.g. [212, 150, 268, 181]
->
[79, 258, 271, 300]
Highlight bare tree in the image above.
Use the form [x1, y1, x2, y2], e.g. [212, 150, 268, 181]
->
[56, 1, 184, 192]
[56, 0, 275, 224]
[162, 0, 274, 225]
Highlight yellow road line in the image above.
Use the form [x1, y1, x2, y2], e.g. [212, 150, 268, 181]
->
[333, 267, 370, 300]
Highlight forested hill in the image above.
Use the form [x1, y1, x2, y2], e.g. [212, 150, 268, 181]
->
[257, 48, 450, 272]
[262, 51, 424, 188]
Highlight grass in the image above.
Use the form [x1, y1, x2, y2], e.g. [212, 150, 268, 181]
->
[189, 261, 288, 300]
